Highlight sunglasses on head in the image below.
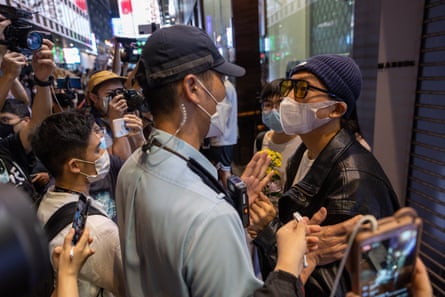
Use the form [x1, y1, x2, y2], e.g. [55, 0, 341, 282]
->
[279, 79, 338, 100]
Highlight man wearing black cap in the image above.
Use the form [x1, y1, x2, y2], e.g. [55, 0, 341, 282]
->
[115, 25, 310, 297]
[276, 54, 400, 296]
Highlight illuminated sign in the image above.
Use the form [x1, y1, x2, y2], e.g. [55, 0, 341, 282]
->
[63, 47, 81, 64]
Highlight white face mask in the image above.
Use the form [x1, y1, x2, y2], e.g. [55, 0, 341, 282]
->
[196, 79, 232, 138]
[76, 150, 110, 183]
[279, 97, 337, 135]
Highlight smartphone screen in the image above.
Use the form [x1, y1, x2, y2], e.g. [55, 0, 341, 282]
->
[72, 195, 90, 245]
[112, 118, 129, 138]
[358, 228, 418, 297]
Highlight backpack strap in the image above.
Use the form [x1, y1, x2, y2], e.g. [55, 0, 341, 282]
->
[44, 201, 106, 242]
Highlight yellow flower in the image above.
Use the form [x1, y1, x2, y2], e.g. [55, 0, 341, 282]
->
[260, 149, 283, 175]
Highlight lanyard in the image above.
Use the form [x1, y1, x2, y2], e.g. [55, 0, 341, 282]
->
[144, 138, 233, 206]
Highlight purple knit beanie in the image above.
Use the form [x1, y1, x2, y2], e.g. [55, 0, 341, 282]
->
[289, 54, 362, 119]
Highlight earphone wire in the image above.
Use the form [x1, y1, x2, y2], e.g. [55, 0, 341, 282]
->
[328, 215, 378, 297]
[142, 103, 187, 155]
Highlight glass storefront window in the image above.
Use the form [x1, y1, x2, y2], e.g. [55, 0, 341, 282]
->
[261, 0, 355, 82]
[202, 0, 235, 64]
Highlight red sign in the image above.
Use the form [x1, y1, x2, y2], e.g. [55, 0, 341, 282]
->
[75, 0, 87, 11]
[120, 0, 133, 15]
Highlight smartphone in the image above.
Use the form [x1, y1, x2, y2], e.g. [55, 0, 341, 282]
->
[112, 118, 129, 138]
[71, 194, 91, 245]
[348, 208, 422, 297]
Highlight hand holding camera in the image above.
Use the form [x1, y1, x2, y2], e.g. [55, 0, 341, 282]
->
[32, 39, 55, 82]
[107, 90, 128, 121]
[0, 5, 47, 53]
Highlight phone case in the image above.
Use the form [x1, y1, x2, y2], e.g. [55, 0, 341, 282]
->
[347, 207, 422, 296]
[72, 195, 91, 245]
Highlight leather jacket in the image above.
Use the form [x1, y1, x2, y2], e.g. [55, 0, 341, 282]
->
[255, 128, 400, 297]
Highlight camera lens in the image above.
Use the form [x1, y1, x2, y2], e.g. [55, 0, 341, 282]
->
[26, 31, 42, 51]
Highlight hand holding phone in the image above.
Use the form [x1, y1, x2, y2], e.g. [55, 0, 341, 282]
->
[71, 194, 91, 246]
[347, 207, 422, 297]
[112, 118, 129, 138]
[227, 175, 249, 227]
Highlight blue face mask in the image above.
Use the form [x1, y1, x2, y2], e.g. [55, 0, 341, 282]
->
[262, 109, 283, 132]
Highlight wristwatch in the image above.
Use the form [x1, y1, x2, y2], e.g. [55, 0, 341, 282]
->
[34, 75, 54, 87]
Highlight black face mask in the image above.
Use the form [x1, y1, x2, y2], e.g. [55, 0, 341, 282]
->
[0, 123, 14, 138]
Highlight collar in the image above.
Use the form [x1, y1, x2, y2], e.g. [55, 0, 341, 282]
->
[293, 128, 355, 196]
[149, 128, 218, 179]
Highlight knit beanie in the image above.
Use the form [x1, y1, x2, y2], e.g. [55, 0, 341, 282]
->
[289, 54, 362, 119]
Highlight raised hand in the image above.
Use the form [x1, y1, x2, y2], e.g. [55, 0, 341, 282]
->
[241, 150, 273, 206]
[32, 39, 55, 82]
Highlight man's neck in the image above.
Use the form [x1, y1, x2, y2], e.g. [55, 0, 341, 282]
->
[270, 131, 297, 145]
[54, 179, 89, 195]
[300, 120, 341, 160]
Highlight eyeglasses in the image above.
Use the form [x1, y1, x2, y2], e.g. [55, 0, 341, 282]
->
[280, 79, 338, 100]
[93, 126, 106, 136]
[261, 97, 283, 110]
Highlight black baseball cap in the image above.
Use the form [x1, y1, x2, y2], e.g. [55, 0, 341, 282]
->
[138, 25, 245, 89]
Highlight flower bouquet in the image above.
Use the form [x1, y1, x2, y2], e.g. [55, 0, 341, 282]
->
[261, 149, 282, 209]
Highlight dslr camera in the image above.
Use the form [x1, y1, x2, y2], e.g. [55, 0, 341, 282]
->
[0, 4, 44, 52]
[227, 175, 249, 227]
[108, 88, 145, 112]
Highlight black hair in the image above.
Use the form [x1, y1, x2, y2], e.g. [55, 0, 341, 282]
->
[1, 99, 30, 117]
[260, 78, 284, 102]
[136, 61, 213, 120]
[31, 112, 95, 178]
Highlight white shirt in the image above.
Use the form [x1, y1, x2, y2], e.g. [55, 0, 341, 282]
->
[37, 187, 126, 297]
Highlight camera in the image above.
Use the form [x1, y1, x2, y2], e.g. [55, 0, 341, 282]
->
[108, 88, 145, 112]
[116, 37, 141, 63]
[54, 76, 81, 109]
[227, 175, 249, 227]
[0, 4, 44, 52]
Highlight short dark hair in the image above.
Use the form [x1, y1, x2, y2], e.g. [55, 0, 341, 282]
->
[136, 62, 213, 119]
[260, 78, 284, 102]
[32, 112, 95, 178]
[1, 99, 30, 117]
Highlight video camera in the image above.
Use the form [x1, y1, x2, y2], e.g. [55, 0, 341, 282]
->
[54, 76, 81, 109]
[0, 4, 45, 52]
[115, 37, 142, 64]
[108, 88, 145, 113]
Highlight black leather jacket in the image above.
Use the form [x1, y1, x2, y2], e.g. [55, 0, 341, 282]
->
[255, 128, 400, 297]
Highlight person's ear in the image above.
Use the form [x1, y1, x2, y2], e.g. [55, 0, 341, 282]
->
[182, 74, 201, 104]
[22, 116, 30, 123]
[330, 101, 347, 118]
[67, 159, 81, 174]
[88, 92, 99, 105]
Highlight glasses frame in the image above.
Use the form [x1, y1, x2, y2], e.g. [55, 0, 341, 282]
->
[261, 96, 283, 110]
[280, 79, 338, 100]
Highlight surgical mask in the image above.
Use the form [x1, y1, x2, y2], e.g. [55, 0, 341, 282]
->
[0, 118, 23, 138]
[262, 109, 283, 132]
[76, 150, 110, 183]
[279, 97, 337, 135]
[98, 137, 107, 150]
[0, 123, 14, 138]
[196, 79, 232, 138]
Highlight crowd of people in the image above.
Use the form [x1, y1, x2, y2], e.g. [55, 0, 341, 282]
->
[0, 11, 433, 297]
